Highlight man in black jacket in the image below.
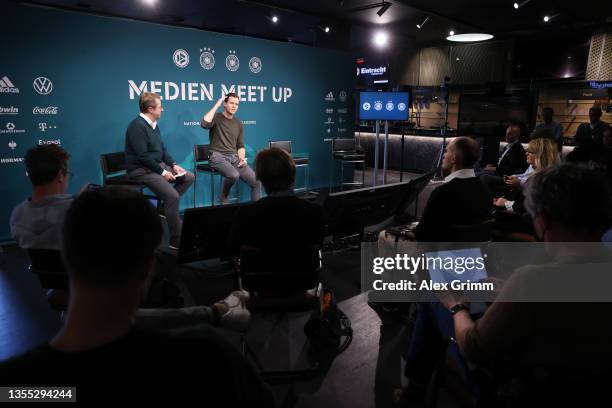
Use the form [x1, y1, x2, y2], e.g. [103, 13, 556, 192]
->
[415, 137, 492, 242]
[484, 124, 528, 177]
[228, 147, 325, 254]
[574, 105, 608, 146]
[125, 92, 194, 249]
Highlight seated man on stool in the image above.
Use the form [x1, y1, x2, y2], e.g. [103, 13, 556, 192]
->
[201, 93, 260, 204]
[125, 92, 194, 250]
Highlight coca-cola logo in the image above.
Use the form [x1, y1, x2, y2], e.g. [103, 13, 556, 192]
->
[32, 106, 58, 115]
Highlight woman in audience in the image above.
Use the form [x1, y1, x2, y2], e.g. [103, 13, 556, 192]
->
[494, 137, 559, 212]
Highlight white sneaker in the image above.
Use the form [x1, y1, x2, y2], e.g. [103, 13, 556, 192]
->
[218, 290, 250, 332]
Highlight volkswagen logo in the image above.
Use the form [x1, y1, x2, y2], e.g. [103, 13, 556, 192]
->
[249, 57, 262, 74]
[226, 54, 240, 72]
[386, 102, 394, 111]
[173, 49, 190, 68]
[199, 51, 215, 70]
[33, 77, 53, 95]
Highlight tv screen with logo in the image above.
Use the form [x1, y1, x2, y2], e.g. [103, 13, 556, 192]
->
[359, 92, 409, 121]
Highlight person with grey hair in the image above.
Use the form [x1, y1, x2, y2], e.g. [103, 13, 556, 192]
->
[414, 136, 492, 241]
[399, 164, 612, 405]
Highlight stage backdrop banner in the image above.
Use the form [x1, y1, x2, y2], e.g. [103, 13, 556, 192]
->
[0, 3, 355, 243]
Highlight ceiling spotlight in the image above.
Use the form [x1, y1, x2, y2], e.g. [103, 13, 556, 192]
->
[543, 13, 558, 22]
[513, 0, 532, 9]
[416, 15, 429, 29]
[374, 31, 388, 47]
[447, 33, 494, 42]
[377, 1, 392, 17]
[272, 15, 278, 23]
[141, 0, 156, 5]
[449, 30, 455, 36]
[325, 26, 330, 33]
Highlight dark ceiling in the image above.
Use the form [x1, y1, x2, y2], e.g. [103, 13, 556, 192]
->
[14, 0, 612, 53]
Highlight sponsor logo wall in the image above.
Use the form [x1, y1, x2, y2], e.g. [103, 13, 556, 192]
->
[0, 3, 355, 242]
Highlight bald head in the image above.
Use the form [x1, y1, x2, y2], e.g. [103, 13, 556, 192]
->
[442, 137, 480, 172]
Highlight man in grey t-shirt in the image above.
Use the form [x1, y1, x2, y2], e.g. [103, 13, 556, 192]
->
[201, 93, 260, 203]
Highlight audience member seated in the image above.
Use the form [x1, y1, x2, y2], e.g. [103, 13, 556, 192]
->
[413, 137, 492, 242]
[481, 124, 529, 177]
[494, 137, 560, 213]
[228, 147, 325, 254]
[9, 145, 250, 329]
[399, 164, 612, 405]
[10, 145, 84, 250]
[0, 187, 273, 405]
[533, 107, 563, 151]
[574, 105, 608, 146]
[480, 126, 558, 197]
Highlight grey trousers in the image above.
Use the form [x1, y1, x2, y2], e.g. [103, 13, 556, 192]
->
[209, 151, 260, 201]
[128, 164, 195, 241]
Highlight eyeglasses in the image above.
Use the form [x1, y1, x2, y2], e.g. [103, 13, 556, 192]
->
[66, 171, 74, 180]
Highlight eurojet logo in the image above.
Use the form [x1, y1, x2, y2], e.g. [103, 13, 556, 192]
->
[0, 76, 19, 93]
[0, 122, 25, 135]
[325, 92, 335, 102]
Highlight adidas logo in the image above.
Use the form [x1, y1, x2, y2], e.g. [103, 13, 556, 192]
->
[0, 76, 19, 93]
[325, 91, 335, 102]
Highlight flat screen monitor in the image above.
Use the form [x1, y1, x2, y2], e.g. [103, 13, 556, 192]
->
[324, 172, 433, 237]
[359, 92, 409, 121]
[178, 203, 244, 264]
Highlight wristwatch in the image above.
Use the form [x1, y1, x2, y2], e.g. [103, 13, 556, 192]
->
[449, 303, 469, 315]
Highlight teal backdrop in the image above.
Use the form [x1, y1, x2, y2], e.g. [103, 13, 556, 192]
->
[1, 3, 355, 243]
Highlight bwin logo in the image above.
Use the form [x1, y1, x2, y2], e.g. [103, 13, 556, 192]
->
[0, 76, 19, 93]
[33, 77, 53, 95]
[173, 49, 190, 68]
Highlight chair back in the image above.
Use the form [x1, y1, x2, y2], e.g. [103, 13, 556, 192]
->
[269, 140, 292, 154]
[100, 152, 127, 177]
[194, 144, 213, 163]
[332, 138, 356, 152]
[238, 245, 321, 294]
[27, 248, 69, 290]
